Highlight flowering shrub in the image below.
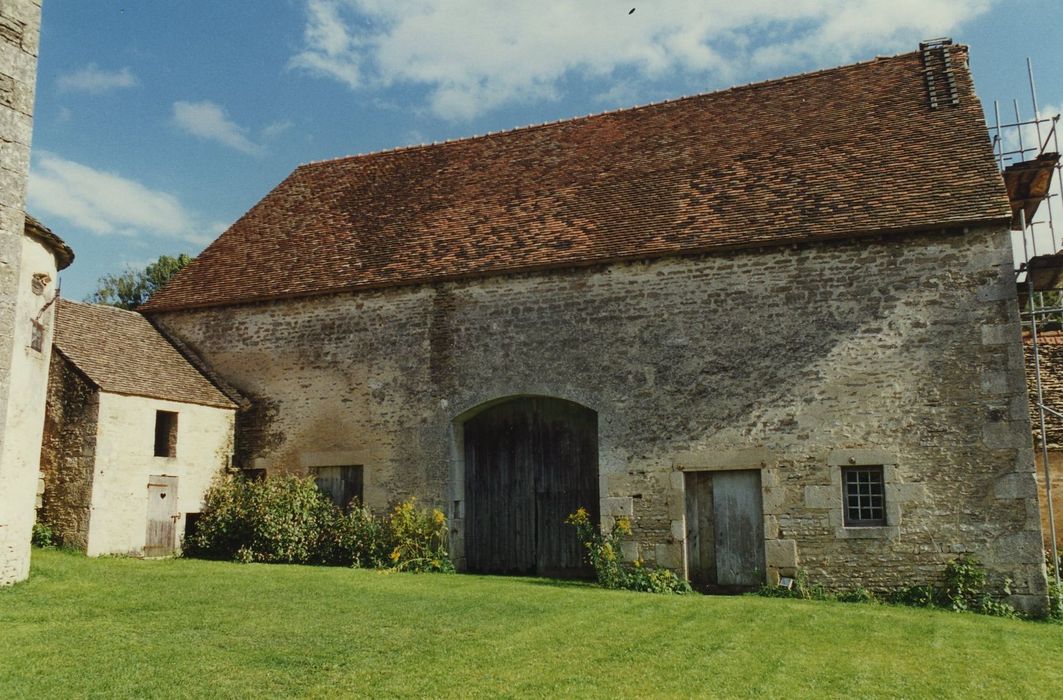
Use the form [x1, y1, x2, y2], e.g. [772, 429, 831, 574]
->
[565, 507, 690, 594]
[184, 474, 453, 572]
[385, 499, 453, 573]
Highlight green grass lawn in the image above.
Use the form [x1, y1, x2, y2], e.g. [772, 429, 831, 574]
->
[1, 550, 1061, 699]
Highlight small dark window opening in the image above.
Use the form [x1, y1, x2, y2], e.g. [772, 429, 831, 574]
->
[843, 466, 886, 526]
[154, 411, 178, 458]
[313, 465, 364, 510]
[184, 512, 202, 543]
[29, 320, 44, 352]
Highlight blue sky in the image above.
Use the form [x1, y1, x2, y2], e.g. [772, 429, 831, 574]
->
[29, 0, 1063, 300]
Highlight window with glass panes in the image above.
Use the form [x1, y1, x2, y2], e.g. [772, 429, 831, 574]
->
[843, 466, 886, 526]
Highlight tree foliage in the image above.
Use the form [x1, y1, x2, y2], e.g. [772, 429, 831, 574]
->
[86, 253, 192, 309]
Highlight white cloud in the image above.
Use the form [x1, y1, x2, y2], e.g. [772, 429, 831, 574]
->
[290, 0, 997, 121]
[57, 64, 137, 94]
[172, 100, 264, 155]
[260, 119, 295, 140]
[27, 152, 213, 245]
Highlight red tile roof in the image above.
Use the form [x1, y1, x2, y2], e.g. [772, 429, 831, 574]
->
[54, 299, 236, 409]
[143, 46, 1010, 312]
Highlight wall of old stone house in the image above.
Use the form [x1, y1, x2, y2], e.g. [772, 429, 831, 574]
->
[0, 0, 41, 586]
[38, 354, 100, 549]
[86, 393, 234, 557]
[0, 233, 58, 580]
[1024, 336, 1063, 553]
[153, 225, 1047, 613]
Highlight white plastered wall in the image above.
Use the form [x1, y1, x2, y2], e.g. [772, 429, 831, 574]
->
[0, 234, 58, 582]
[86, 393, 234, 556]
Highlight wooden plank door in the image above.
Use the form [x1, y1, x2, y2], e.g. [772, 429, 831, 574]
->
[712, 470, 765, 589]
[145, 475, 179, 557]
[465, 399, 537, 575]
[314, 466, 364, 509]
[535, 399, 598, 578]
[684, 469, 765, 591]
[464, 397, 598, 577]
[684, 471, 716, 587]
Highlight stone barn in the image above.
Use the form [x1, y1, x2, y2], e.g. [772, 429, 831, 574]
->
[142, 45, 1049, 612]
[38, 299, 236, 557]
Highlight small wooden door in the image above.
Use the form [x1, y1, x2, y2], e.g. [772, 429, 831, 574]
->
[145, 475, 179, 557]
[685, 469, 765, 591]
[464, 397, 598, 578]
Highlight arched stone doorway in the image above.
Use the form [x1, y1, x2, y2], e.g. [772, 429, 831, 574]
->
[463, 396, 599, 578]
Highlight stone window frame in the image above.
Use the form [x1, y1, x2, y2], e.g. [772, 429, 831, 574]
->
[826, 449, 902, 539]
[841, 465, 887, 526]
[297, 450, 374, 509]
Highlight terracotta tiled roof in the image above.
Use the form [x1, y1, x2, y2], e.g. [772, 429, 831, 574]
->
[143, 46, 1010, 312]
[54, 299, 235, 409]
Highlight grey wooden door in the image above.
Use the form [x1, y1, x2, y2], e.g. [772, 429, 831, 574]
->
[314, 466, 364, 509]
[685, 469, 765, 590]
[464, 397, 598, 578]
[145, 475, 179, 557]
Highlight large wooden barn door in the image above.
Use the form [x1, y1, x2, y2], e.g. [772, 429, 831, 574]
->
[145, 475, 179, 557]
[685, 469, 765, 591]
[464, 397, 598, 578]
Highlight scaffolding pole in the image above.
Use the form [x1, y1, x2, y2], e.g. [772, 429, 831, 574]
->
[995, 56, 1063, 583]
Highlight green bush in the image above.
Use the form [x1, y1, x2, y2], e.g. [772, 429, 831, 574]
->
[943, 554, 1017, 618]
[384, 498, 453, 573]
[184, 475, 336, 565]
[1048, 580, 1063, 623]
[184, 474, 453, 572]
[31, 521, 55, 548]
[759, 556, 1018, 619]
[565, 507, 690, 595]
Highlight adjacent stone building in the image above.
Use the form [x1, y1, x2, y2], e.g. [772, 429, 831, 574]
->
[0, 0, 45, 586]
[38, 300, 236, 557]
[142, 45, 1049, 611]
[1024, 331, 1063, 550]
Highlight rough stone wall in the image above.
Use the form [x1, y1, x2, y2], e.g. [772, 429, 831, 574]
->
[1024, 335, 1063, 551]
[87, 393, 234, 556]
[154, 225, 1047, 613]
[1024, 334, 1063, 448]
[0, 0, 41, 586]
[38, 353, 100, 549]
[1032, 451, 1063, 553]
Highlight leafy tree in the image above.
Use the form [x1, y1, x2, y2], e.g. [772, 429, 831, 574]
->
[86, 253, 192, 310]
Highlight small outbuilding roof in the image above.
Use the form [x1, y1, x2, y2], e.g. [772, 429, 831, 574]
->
[24, 215, 74, 270]
[53, 299, 236, 409]
[143, 44, 1011, 312]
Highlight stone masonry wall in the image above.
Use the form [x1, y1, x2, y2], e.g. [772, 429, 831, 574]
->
[0, 0, 41, 586]
[38, 353, 100, 549]
[1024, 334, 1063, 551]
[154, 225, 1048, 613]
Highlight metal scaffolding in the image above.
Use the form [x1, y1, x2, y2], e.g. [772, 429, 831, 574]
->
[992, 57, 1062, 584]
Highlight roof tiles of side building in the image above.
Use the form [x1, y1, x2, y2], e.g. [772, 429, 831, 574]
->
[142, 45, 1011, 313]
[54, 299, 236, 409]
